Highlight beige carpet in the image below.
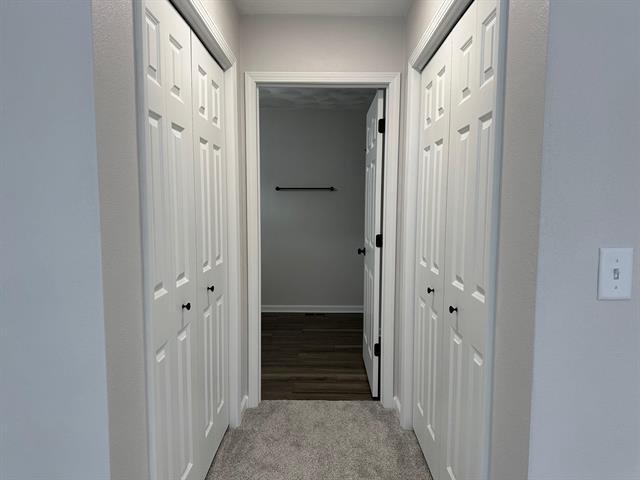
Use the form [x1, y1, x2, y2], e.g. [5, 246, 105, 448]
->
[207, 400, 432, 480]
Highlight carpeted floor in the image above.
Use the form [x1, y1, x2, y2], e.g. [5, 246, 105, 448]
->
[207, 400, 432, 480]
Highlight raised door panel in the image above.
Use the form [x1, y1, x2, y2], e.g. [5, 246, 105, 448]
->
[142, 1, 197, 480]
[191, 31, 229, 478]
[413, 35, 452, 479]
[176, 325, 194, 480]
[441, 1, 501, 479]
[442, 3, 478, 479]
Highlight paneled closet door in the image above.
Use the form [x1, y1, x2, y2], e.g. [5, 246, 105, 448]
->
[142, 1, 198, 479]
[412, 36, 452, 478]
[191, 32, 229, 478]
[442, 0, 500, 478]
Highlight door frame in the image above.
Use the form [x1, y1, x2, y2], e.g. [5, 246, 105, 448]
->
[244, 71, 401, 409]
[399, 0, 509, 476]
[400, 0, 549, 477]
[132, 4, 244, 478]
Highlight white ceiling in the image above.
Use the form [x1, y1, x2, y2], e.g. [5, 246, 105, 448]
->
[260, 87, 377, 110]
[234, 0, 412, 17]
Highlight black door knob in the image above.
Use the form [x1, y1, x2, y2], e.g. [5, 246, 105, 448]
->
[357, 248, 366, 256]
[427, 287, 434, 294]
[449, 305, 458, 314]
[207, 285, 215, 292]
[182, 302, 191, 311]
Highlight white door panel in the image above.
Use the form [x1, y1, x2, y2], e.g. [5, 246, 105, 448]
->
[442, 1, 499, 479]
[143, 1, 229, 479]
[362, 91, 384, 397]
[413, 35, 452, 477]
[142, 1, 197, 479]
[191, 31, 229, 478]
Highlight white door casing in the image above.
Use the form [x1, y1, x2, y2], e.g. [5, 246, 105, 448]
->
[363, 91, 384, 398]
[142, 1, 197, 478]
[190, 31, 229, 478]
[412, 35, 452, 475]
[441, 1, 500, 479]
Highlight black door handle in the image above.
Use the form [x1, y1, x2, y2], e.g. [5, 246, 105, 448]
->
[357, 248, 366, 256]
[182, 302, 191, 311]
[449, 305, 458, 314]
[207, 285, 215, 292]
[427, 287, 434, 294]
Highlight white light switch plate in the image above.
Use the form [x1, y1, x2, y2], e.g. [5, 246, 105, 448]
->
[598, 248, 633, 300]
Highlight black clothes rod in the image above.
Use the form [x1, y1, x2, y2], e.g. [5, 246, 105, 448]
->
[275, 186, 336, 191]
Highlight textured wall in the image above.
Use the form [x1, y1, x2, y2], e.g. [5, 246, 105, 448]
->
[260, 108, 367, 309]
[91, 0, 149, 478]
[0, 1, 111, 478]
[528, 2, 640, 478]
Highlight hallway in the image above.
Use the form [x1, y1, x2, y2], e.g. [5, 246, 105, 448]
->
[207, 401, 432, 480]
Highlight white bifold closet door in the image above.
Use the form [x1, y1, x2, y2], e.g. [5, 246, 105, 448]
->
[412, 35, 452, 472]
[362, 91, 384, 398]
[142, 0, 229, 479]
[412, 0, 501, 479]
[190, 31, 229, 475]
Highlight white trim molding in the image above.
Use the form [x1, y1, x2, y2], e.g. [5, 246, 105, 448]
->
[261, 305, 364, 314]
[223, 63, 243, 429]
[408, 0, 473, 70]
[170, 0, 236, 69]
[396, 64, 422, 430]
[245, 71, 401, 410]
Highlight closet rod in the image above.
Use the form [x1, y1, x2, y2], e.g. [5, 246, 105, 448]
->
[275, 186, 336, 191]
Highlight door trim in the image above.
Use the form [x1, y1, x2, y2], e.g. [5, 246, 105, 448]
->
[132, 3, 242, 477]
[170, 0, 236, 69]
[244, 71, 401, 409]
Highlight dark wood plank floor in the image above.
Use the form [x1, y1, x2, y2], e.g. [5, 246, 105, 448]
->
[262, 312, 373, 400]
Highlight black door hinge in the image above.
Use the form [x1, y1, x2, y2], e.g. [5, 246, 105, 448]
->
[374, 342, 381, 357]
[378, 118, 385, 134]
[375, 234, 383, 248]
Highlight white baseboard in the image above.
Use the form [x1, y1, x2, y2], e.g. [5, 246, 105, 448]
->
[394, 396, 402, 418]
[261, 305, 363, 314]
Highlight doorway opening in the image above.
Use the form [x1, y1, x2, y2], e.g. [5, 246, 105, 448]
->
[244, 72, 401, 409]
[258, 86, 379, 400]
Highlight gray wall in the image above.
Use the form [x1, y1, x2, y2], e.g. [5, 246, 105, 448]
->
[92, 0, 149, 479]
[528, 2, 640, 478]
[0, 1, 111, 478]
[260, 108, 366, 309]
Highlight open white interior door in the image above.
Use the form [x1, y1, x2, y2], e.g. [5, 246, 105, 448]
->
[362, 90, 384, 398]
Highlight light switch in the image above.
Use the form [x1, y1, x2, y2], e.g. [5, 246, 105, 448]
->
[598, 248, 633, 300]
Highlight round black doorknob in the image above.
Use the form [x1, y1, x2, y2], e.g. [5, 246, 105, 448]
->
[449, 305, 458, 314]
[357, 248, 366, 256]
[182, 302, 191, 311]
[427, 287, 434, 294]
[207, 285, 215, 292]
